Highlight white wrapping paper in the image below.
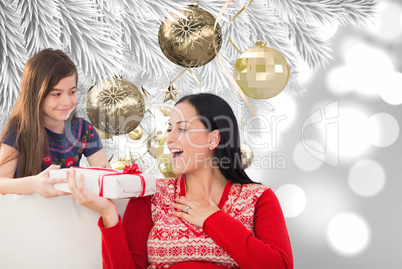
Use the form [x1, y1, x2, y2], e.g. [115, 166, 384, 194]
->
[50, 167, 156, 199]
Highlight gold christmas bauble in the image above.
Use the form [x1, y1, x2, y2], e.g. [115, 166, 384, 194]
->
[147, 130, 165, 158]
[128, 127, 143, 140]
[94, 127, 112, 139]
[234, 40, 289, 99]
[156, 133, 180, 178]
[240, 143, 254, 169]
[158, 3, 222, 68]
[86, 77, 145, 136]
[159, 105, 173, 117]
[110, 157, 132, 171]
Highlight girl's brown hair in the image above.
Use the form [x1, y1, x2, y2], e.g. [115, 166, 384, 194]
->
[0, 49, 77, 177]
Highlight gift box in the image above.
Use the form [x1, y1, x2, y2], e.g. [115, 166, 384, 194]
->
[50, 166, 156, 199]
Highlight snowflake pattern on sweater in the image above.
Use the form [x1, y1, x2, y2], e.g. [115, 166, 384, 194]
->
[147, 176, 269, 268]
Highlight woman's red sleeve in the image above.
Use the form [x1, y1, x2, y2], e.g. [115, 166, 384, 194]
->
[99, 196, 153, 269]
[202, 188, 293, 269]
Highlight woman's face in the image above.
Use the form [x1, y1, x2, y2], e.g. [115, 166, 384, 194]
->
[166, 102, 215, 175]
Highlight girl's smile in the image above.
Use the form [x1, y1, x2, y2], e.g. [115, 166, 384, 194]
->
[41, 73, 77, 132]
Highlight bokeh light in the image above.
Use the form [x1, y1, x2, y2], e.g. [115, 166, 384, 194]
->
[344, 42, 394, 71]
[327, 212, 371, 256]
[325, 65, 355, 95]
[378, 71, 402, 105]
[348, 159, 386, 197]
[328, 106, 371, 160]
[327, 39, 395, 99]
[326, 65, 355, 95]
[271, 92, 297, 133]
[391, 36, 402, 66]
[297, 60, 315, 84]
[293, 140, 324, 171]
[315, 21, 339, 40]
[365, 0, 402, 42]
[344, 42, 394, 97]
[367, 113, 400, 147]
[275, 184, 307, 218]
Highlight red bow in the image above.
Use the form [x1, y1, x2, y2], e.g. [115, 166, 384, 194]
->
[123, 163, 142, 175]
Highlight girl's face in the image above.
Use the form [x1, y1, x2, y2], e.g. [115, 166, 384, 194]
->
[166, 102, 216, 175]
[41, 74, 77, 128]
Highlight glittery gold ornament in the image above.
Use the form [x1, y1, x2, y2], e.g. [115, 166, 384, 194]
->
[240, 143, 254, 169]
[234, 40, 289, 99]
[86, 77, 145, 135]
[110, 157, 132, 171]
[156, 133, 180, 178]
[94, 127, 112, 139]
[158, 3, 222, 68]
[147, 130, 165, 158]
[159, 105, 173, 117]
[128, 127, 143, 140]
[161, 84, 182, 103]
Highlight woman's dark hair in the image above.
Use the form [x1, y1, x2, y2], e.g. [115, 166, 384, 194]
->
[176, 93, 257, 184]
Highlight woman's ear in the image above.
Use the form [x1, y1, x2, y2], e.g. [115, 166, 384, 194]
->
[209, 130, 220, 150]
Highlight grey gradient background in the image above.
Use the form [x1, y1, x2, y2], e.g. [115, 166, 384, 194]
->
[244, 1, 402, 268]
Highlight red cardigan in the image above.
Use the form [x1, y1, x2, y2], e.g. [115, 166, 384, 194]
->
[99, 178, 293, 269]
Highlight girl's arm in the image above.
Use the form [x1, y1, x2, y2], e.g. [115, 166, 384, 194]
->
[0, 144, 67, 197]
[86, 149, 112, 168]
[202, 188, 293, 269]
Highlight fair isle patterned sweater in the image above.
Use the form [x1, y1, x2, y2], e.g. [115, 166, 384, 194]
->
[100, 175, 293, 269]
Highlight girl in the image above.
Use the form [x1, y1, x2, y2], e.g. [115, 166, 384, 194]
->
[68, 93, 293, 268]
[0, 49, 110, 197]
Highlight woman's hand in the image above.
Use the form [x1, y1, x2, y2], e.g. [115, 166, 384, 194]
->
[67, 167, 119, 228]
[32, 165, 69, 198]
[172, 196, 220, 228]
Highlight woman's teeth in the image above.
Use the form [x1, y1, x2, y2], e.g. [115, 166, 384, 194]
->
[171, 149, 183, 159]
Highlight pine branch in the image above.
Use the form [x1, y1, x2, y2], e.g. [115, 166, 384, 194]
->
[144, 0, 227, 22]
[196, 56, 232, 95]
[224, 0, 255, 60]
[125, 0, 186, 23]
[288, 21, 333, 69]
[339, 0, 378, 26]
[247, 1, 298, 69]
[93, 0, 124, 43]
[285, 68, 307, 96]
[238, 93, 276, 140]
[57, 0, 126, 85]
[267, 0, 377, 26]
[121, 16, 173, 82]
[16, 0, 63, 55]
[0, 1, 28, 112]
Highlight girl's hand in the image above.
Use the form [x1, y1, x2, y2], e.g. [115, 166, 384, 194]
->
[172, 196, 220, 228]
[32, 165, 69, 198]
[98, 162, 107, 168]
[67, 167, 119, 228]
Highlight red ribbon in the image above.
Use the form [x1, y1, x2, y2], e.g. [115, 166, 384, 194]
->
[97, 164, 145, 198]
[73, 165, 145, 198]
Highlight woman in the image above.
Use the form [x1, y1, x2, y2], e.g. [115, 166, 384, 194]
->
[67, 93, 293, 268]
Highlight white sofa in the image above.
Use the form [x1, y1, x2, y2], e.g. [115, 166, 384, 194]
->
[0, 194, 129, 269]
